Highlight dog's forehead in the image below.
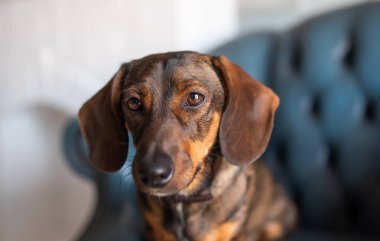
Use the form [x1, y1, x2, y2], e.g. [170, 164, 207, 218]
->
[127, 52, 219, 86]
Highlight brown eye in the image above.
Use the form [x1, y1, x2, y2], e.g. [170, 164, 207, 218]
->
[127, 97, 143, 111]
[186, 92, 205, 107]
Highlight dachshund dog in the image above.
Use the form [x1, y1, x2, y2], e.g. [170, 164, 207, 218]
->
[78, 51, 297, 241]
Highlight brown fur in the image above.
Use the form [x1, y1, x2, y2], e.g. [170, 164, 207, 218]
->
[78, 51, 298, 241]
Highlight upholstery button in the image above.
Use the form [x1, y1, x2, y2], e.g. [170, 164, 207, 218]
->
[342, 37, 355, 69]
[291, 39, 302, 73]
[327, 143, 339, 170]
[364, 99, 376, 122]
[275, 140, 288, 167]
[311, 96, 321, 118]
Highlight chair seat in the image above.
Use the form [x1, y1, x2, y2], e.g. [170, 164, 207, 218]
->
[291, 229, 380, 241]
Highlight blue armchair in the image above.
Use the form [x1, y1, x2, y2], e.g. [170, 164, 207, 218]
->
[64, 2, 380, 240]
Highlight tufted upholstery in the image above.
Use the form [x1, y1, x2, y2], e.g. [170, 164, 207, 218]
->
[214, 2, 380, 239]
[64, 2, 380, 240]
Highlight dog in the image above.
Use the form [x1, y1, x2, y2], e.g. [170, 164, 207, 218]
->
[78, 51, 297, 241]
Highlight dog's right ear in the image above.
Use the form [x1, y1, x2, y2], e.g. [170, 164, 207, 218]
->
[212, 56, 279, 166]
[78, 64, 129, 172]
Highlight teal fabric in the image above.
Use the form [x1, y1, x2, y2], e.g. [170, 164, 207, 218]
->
[213, 2, 380, 238]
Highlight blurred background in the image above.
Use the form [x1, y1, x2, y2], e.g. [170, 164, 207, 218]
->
[0, 0, 377, 241]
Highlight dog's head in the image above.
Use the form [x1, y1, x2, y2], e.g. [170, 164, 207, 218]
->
[79, 51, 279, 198]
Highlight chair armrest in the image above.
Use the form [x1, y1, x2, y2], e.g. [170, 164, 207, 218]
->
[62, 119, 96, 180]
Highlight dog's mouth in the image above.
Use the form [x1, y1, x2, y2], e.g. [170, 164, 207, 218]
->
[168, 165, 213, 203]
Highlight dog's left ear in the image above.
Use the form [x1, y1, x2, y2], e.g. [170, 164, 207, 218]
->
[78, 64, 129, 172]
[212, 56, 279, 166]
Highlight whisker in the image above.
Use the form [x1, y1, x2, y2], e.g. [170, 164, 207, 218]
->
[119, 171, 136, 191]
[120, 172, 132, 187]
[206, 156, 215, 168]
[121, 165, 131, 176]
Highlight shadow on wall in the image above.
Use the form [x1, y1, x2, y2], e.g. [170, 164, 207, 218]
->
[0, 105, 94, 241]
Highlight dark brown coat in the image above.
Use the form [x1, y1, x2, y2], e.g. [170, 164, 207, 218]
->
[78, 52, 297, 241]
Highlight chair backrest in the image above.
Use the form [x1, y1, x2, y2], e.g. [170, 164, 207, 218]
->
[213, 2, 380, 235]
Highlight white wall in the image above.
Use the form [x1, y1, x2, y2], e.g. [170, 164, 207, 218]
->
[0, 0, 237, 115]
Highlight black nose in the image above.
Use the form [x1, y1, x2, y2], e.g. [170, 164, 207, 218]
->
[138, 152, 174, 188]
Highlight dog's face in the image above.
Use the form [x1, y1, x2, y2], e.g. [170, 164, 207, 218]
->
[78, 51, 279, 198]
[121, 53, 224, 196]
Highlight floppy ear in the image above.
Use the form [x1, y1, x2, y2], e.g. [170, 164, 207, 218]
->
[78, 64, 129, 172]
[213, 56, 279, 166]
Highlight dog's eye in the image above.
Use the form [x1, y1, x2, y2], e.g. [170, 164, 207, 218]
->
[127, 97, 143, 111]
[186, 92, 205, 107]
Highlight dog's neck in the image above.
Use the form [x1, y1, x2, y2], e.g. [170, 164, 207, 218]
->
[169, 159, 248, 240]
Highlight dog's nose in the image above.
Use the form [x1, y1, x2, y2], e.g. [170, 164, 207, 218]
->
[138, 152, 174, 188]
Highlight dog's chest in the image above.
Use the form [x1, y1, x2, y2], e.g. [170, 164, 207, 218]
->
[170, 201, 244, 241]
[171, 203, 190, 241]
[169, 202, 212, 241]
